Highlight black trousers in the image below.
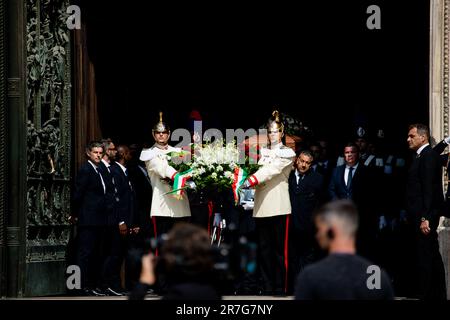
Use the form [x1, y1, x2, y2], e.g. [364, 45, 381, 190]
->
[416, 228, 447, 300]
[255, 214, 290, 294]
[288, 227, 317, 294]
[190, 203, 212, 231]
[101, 225, 127, 290]
[152, 216, 190, 253]
[77, 226, 105, 289]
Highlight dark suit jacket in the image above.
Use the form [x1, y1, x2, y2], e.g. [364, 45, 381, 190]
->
[72, 161, 107, 226]
[315, 160, 334, 187]
[110, 163, 137, 226]
[127, 163, 153, 230]
[328, 163, 371, 203]
[328, 163, 378, 232]
[98, 160, 117, 225]
[406, 145, 444, 226]
[288, 170, 324, 234]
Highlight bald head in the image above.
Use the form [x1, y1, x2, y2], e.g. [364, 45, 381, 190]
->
[315, 200, 359, 237]
[116, 145, 131, 165]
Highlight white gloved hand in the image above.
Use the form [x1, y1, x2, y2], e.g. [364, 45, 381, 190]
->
[242, 202, 254, 211]
[241, 179, 251, 189]
[185, 180, 196, 190]
[379, 215, 387, 230]
[213, 213, 222, 227]
[445, 136, 450, 144]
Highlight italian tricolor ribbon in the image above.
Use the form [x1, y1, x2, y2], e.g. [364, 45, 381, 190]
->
[232, 166, 248, 205]
[169, 169, 193, 199]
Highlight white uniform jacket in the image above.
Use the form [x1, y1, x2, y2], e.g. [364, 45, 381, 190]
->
[139, 145, 191, 218]
[247, 143, 295, 218]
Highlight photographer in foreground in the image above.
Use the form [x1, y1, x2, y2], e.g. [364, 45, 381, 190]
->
[295, 200, 394, 300]
[129, 222, 221, 300]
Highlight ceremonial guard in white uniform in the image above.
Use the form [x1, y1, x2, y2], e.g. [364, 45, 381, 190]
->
[139, 112, 191, 241]
[243, 110, 295, 295]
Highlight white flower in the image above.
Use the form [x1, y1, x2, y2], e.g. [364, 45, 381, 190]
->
[211, 172, 217, 179]
[224, 171, 233, 179]
[216, 165, 223, 172]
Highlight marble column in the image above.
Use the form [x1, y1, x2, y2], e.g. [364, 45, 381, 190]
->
[430, 0, 450, 300]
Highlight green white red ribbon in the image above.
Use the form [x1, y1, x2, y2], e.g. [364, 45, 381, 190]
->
[232, 166, 248, 205]
[169, 169, 193, 199]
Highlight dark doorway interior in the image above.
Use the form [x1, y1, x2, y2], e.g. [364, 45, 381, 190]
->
[80, 0, 430, 156]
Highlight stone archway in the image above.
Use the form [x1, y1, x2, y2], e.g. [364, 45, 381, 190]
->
[430, 0, 450, 299]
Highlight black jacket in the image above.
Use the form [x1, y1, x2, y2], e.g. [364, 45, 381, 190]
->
[98, 160, 117, 225]
[110, 163, 137, 226]
[288, 170, 324, 234]
[328, 163, 378, 233]
[72, 161, 107, 226]
[328, 163, 372, 204]
[127, 163, 153, 229]
[406, 145, 444, 225]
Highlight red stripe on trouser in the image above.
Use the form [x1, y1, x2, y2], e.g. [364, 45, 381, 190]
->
[284, 215, 290, 294]
[207, 201, 214, 237]
[152, 216, 158, 257]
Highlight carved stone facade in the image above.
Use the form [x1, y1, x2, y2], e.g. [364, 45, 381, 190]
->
[430, 0, 450, 299]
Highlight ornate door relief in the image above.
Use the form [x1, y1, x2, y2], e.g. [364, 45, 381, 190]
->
[3, 0, 72, 297]
[24, 0, 72, 296]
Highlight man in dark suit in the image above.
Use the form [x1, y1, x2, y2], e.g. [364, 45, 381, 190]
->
[98, 138, 118, 227]
[127, 144, 153, 245]
[328, 142, 378, 261]
[288, 150, 324, 293]
[96, 138, 122, 295]
[406, 123, 447, 300]
[106, 145, 138, 294]
[71, 141, 107, 296]
[310, 142, 333, 187]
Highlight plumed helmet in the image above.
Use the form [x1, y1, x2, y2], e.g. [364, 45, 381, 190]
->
[152, 111, 170, 133]
[267, 110, 284, 133]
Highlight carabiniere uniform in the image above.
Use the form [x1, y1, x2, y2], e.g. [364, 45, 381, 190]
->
[139, 113, 191, 240]
[245, 110, 295, 295]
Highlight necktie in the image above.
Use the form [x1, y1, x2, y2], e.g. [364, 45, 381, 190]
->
[346, 167, 354, 188]
[96, 168, 106, 194]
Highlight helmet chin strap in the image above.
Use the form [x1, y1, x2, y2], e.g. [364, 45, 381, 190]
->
[155, 142, 168, 149]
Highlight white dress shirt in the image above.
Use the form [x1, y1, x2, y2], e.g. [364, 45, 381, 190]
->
[344, 162, 359, 186]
